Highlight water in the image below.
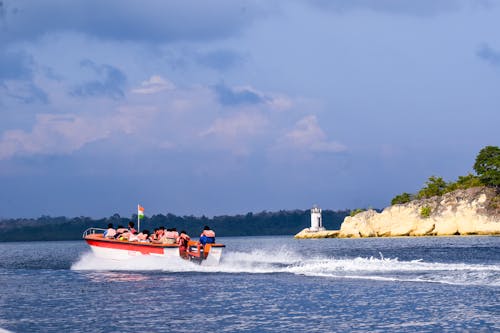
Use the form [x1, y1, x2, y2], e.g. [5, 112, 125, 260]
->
[0, 236, 498, 332]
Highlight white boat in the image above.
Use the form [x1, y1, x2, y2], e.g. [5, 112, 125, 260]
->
[83, 228, 225, 266]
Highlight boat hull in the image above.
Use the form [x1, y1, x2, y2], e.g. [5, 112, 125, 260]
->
[83, 233, 224, 265]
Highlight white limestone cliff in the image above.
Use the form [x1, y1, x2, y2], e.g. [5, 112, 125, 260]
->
[339, 187, 500, 238]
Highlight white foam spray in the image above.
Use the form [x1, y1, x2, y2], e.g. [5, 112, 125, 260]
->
[71, 248, 500, 286]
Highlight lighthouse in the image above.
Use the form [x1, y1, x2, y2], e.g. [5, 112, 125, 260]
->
[310, 205, 325, 232]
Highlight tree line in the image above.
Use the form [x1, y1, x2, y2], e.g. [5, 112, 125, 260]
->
[0, 209, 350, 242]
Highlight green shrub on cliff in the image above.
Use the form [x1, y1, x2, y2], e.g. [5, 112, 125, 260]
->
[488, 194, 500, 211]
[420, 206, 431, 218]
[474, 145, 500, 187]
[391, 192, 412, 205]
[417, 176, 448, 199]
[445, 173, 482, 193]
[350, 208, 365, 217]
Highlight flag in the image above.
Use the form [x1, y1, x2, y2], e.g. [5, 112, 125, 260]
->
[138, 204, 144, 219]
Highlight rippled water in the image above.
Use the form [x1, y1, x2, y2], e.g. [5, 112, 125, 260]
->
[0, 236, 498, 332]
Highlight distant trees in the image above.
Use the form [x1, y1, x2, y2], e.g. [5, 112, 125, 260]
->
[390, 145, 500, 205]
[474, 145, 500, 187]
[0, 209, 350, 242]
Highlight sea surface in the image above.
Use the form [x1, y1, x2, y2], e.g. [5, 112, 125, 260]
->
[0, 236, 498, 332]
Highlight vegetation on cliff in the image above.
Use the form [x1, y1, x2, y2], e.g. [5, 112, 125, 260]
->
[349, 208, 365, 217]
[474, 145, 500, 187]
[419, 206, 432, 218]
[392, 146, 500, 205]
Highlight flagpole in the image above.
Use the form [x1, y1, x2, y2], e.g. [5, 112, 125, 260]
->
[137, 204, 140, 232]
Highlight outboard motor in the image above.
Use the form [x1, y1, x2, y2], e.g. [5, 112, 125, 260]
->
[187, 244, 205, 264]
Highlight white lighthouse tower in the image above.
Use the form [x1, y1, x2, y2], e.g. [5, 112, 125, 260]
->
[310, 205, 325, 232]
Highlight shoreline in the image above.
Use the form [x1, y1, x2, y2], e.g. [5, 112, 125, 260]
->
[294, 228, 499, 239]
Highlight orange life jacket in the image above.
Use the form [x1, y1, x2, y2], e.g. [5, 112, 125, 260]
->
[178, 234, 190, 248]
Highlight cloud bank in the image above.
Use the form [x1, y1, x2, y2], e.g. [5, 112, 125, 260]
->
[0, 0, 265, 44]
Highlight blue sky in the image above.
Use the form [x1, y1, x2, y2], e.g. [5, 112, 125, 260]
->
[0, 0, 499, 218]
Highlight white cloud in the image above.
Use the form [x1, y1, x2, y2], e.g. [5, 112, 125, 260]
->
[276, 115, 346, 153]
[266, 94, 293, 111]
[200, 111, 269, 155]
[238, 86, 294, 112]
[112, 105, 158, 134]
[0, 106, 158, 160]
[0, 114, 105, 159]
[0, 64, 303, 160]
[131, 75, 175, 94]
[201, 112, 267, 138]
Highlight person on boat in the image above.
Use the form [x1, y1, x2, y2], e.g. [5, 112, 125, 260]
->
[128, 221, 137, 235]
[149, 228, 159, 242]
[199, 226, 215, 245]
[171, 227, 179, 239]
[150, 227, 165, 244]
[138, 230, 150, 242]
[162, 228, 177, 244]
[117, 231, 131, 241]
[115, 225, 128, 239]
[129, 229, 150, 242]
[103, 223, 116, 238]
[117, 222, 137, 240]
[177, 230, 190, 259]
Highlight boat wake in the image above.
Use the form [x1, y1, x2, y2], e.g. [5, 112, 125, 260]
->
[71, 248, 500, 287]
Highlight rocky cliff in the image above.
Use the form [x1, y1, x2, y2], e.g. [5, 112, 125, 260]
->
[339, 187, 500, 237]
[294, 229, 340, 239]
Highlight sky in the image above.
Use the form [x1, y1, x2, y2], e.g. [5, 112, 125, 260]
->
[0, 0, 499, 218]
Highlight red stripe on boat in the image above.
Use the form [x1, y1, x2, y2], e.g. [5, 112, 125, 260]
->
[85, 239, 166, 255]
